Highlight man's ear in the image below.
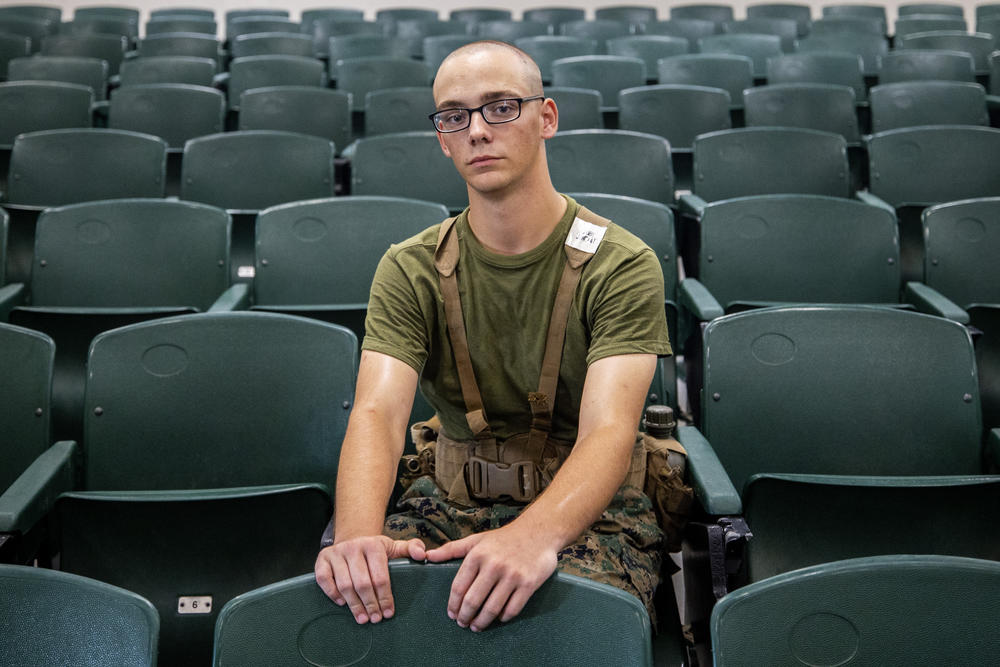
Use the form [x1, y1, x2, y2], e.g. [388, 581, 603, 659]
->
[540, 97, 559, 139]
[436, 129, 452, 158]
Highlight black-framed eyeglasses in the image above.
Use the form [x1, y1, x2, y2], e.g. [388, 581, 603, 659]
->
[429, 96, 545, 133]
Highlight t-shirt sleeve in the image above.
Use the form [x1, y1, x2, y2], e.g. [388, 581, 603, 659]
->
[361, 250, 429, 373]
[585, 246, 672, 366]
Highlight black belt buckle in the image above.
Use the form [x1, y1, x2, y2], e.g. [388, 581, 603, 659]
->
[467, 456, 538, 502]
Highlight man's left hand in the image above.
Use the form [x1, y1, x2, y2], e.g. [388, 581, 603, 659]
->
[424, 524, 558, 632]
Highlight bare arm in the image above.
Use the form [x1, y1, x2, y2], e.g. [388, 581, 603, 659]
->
[314, 350, 427, 623]
[425, 352, 656, 631]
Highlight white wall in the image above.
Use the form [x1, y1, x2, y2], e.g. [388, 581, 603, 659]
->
[52, 1, 988, 28]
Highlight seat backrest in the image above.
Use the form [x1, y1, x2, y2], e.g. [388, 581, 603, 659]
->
[810, 15, 886, 35]
[0, 564, 159, 667]
[545, 86, 603, 130]
[226, 16, 299, 41]
[899, 2, 966, 15]
[109, 83, 224, 149]
[7, 128, 166, 206]
[375, 8, 440, 25]
[643, 17, 717, 44]
[522, 7, 587, 30]
[823, 3, 888, 25]
[657, 54, 754, 106]
[0, 81, 92, 147]
[301, 8, 364, 26]
[30, 198, 230, 310]
[41, 33, 126, 75]
[394, 19, 470, 59]
[350, 131, 467, 211]
[922, 197, 1000, 307]
[746, 3, 813, 35]
[7, 55, 108, 100]
[618, 84, 731, 149]
[595, 5, 659, 27]
[69, 15, 138, 42]
[547, 129, 675, 205]
[254, 195, 449, 306]
[866, 125, 1000, 207]
[898, 30, 994, 70]
[0, 323, 53, 491]
[513, 36, 599, 82]
[697, 194, 899, 307]
[693, 127, 851, 201]
[765, 51, 867, 102]
[878, 48, 976, 83]
[607, 35, 691, 76]
[869, 81, 988, 132]
[451, 8, 513, 25]
[144, 17, 217, 36]
[83, 311, 357, 490]
[712, 555, 1000, 666]
[697, 33, 783, 77]
[238, 86, 350, 148]
[701, 306, 983, 492]
[230, 32, 314, 59]
[363, 86, 435, 136]
[423, 34, 478, 73]
[332, 56, 430, 106]
[0, 6, 62, 24]
[117, 56, 217, 87]
[227, 55, 325, 111]
[213, 564, 653, 667]
[742, 475, 1000, 581]
[723, 17, 799, 51]
[559, 19, 631, 52]
[0, 16, 54, 53]
[0, 32, 31, 77]
[181, 130, 335, 212]
[327, 34, 403, 63]
[794, 31, 888, 74]
[670, 4, 735, 25]
[550, 55, 646, 108]
[475, 19, 550, 42]
[226, 8, 288, 22]
[894, 15, 968, 39]
[743, 83, 860, 142]
[136, 33, 220, 66]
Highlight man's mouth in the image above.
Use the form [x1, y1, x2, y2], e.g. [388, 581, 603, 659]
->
[468, 155, 500, 165]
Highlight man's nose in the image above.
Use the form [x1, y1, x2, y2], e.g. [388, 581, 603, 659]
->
[468, 110, 491, 141]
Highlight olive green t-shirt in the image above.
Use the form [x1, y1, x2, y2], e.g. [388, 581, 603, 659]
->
[362, 195, 672, 442]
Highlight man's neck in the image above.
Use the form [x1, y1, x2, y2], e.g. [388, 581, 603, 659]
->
[465, 184, 568, 256]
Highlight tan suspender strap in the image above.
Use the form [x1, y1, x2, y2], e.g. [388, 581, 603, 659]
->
[434, 217, 495, 443]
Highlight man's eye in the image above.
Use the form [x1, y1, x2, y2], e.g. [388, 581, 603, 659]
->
[444, 112, 465, 124]
[492, 101, 515, 114]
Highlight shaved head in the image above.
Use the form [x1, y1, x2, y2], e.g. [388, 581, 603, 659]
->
[433, 40, 544, 103]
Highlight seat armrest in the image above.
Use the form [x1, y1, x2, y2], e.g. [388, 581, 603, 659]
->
[903, 282, 969, 324]
[678, 193, 708, 218]
[855, 191, 896, 215]
[679, 278, 725, 322]
[209, 283, 251, 311]
[0, 440, 79, 535]
[0, 282, 26, 321]
[91, 101, 109, 126]
[677, 426, 741, 515]
[988, 428, 1000, 471]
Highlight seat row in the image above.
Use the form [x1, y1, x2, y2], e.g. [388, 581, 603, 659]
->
[2, 301, 999, 665]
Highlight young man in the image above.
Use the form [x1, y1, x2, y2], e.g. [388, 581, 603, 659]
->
[315, 41, 671, 632]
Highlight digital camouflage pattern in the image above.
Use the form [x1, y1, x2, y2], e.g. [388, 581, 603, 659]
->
[383, 476, 664, 623]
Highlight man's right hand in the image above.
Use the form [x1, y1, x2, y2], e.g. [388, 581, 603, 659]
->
[315, 536, 427, 624]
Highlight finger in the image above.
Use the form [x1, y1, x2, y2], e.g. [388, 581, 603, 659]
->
[346, 546, 383, 623]
[426, 533, 482, 563]
[330, 551, 369, 624]
[469, 577, 517, 632]
[454, 562, 501, 629]
[314, 550, 344, 605]
[446, 555, 481, 623]
[499, 586, 534, 623]
[363, 543, 394, 622]
[386, 537, 426, 562]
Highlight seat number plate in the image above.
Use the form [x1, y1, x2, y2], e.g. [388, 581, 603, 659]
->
[177, 595, 213, 615]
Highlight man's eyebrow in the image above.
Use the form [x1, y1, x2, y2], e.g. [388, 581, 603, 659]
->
[435, 91, 522, 110]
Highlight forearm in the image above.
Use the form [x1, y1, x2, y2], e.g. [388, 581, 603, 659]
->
[515, 424, 635, 550]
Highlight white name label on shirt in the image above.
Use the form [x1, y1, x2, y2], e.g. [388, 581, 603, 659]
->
[565, 217, 607, 254]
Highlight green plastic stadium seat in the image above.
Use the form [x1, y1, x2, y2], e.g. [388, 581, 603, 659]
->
[301, 8, 364, 26]
[0, 16, 55, 54]
[545, 87, 604, 130]
[746, 3, 812, 36]
[670, 4, 735, 26]
[363, 86, 436, 136]
[723, 18, 798, 51]
[135, 33, 221, 71]
[226, 17, 300, 43]
[878, 48, 976, 83]
[744, 83, 860, 143]
[897, 30, 995, 74]
[117, 56, 217, 87]
[617, 84, 731, 191]
[899, 2, 965, 15]
[227, 55, 325, 112]
[595, 5, 659, 28]
[6, 55, 108, 100]
[869, 80, 988, 131]
[226, 8, 289, 22]
[238, 86, 350, 150]
[547, 129, 675, 205]
[810, 15, 886, 35]
[0, 32, 31, 80]
[41, 33, 127, 76]
[68, 15, 138, 44]
[423, 34, 478, 73]
[514, 36, 599, 83]
[73, 6, 140, 23]
[349, 131, 467, 212]
[331, 57, 430, 110]
[607, 36, 690, 81]
[522, 7, 587, 31]
[8, 198, 246, 441]
[822, 3, 887, 26]
[476, 20, 550, 43]
[692, 127, 851, 202]
[0, 564, 158, 666]
[230, 32, 315, 59]
[794, 31, 888, 78]
[150, 8, 214, 19]
[765, 51, 868, 102]
[657, 54, 754, 112]
[712, 556, 1000, 666]
[450, 8, 513, 25]
[0, 81, 93, 148]
[0, 5, 62, 24]
[560, 19, 632, 52]
[550, 55, 646, 111]
[376, 8, 440, 26]
[144, 17, 217, 36]
[327, 34, 406, 63]
[394, 19, 470, 59]
[697, 33, 782, 79]
[642, 18, 717, 44]
[894, 15, 967, 40]
[52, 311, 356, 666]
[213, 564, 654, 667]
[109, 83, 225, 149]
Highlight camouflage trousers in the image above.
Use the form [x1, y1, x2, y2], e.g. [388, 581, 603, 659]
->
[383, 475, 665, 624]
